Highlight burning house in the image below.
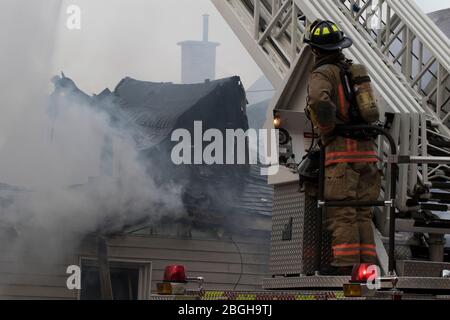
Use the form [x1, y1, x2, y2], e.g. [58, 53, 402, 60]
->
[0, 74, 273, 299]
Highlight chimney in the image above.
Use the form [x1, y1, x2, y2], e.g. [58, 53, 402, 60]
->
[202, 14, 209, 42]
[177, 14, 220, 84]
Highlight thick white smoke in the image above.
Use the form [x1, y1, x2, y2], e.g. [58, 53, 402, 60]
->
[0, 1, 184, 265]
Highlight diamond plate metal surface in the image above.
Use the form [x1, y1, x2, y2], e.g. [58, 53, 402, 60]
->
[397, 260, 450, 278]
[393, 245, 413, 261]
[263, 276, 350, 290]
[270, 183, 306, 276]
[264, 275, 450, 292]
[150, 295, 200, 300]
[269, 183, 332, 277]
[382, 278, 450, 291]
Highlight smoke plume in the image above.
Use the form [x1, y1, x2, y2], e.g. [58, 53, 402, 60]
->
[0, 1, 184, 265]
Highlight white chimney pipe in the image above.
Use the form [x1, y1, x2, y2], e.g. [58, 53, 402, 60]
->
[202, 14, 209, 42]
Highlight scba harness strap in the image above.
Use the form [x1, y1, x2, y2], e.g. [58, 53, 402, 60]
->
[335, 124, 381, 141]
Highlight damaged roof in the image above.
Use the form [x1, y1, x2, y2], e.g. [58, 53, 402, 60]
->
[49, 75, 273, 232]
[112, 77, 243, 150]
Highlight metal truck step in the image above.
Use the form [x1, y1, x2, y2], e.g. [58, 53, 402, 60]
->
[263, 274, 450, 293]
[397, 260, 450, 277]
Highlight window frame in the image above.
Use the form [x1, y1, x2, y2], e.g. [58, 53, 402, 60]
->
[77, 257, 152, 300]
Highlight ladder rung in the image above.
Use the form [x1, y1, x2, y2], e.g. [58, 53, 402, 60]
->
[430, 192, 450, 202]
[431, 182, 450, 190]
[420, 203, 449, 212]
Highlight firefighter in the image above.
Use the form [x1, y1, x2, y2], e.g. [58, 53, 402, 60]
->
[304, 20, 381, 275]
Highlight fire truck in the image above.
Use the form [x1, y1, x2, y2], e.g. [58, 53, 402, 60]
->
[154, 0, 450, 300]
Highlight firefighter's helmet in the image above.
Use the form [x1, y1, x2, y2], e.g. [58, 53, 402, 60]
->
[304, 19, 353, 51]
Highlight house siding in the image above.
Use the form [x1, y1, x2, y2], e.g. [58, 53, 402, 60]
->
[0, 234, 270, 299]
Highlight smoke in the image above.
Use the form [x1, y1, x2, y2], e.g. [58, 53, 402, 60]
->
[0, 0, 184, 267]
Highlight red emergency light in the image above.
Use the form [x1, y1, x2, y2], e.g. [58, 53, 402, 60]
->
[164, 265, 187, 283]
[351, 263, 378, 283]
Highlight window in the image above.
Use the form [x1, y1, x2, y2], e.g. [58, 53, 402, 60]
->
[79, 259, 152, 300]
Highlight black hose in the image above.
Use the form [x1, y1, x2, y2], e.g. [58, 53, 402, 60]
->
[308, 122, 316, 153]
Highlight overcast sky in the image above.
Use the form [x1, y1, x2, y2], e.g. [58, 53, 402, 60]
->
[41, 0, 450, 94]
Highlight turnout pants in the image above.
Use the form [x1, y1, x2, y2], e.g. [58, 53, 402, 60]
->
[324, 162, 381, 267]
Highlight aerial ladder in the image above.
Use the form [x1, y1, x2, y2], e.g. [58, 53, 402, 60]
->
[212, 0, 450, 293]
